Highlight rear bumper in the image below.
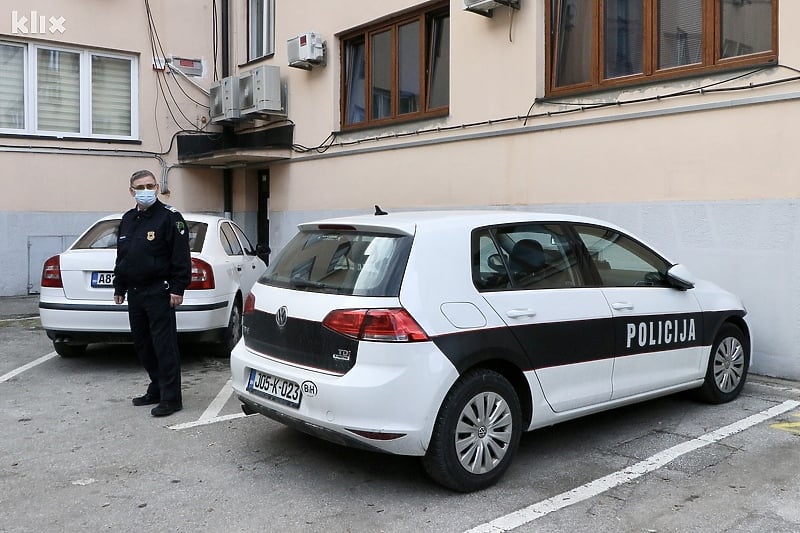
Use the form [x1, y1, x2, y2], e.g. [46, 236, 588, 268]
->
[230, 339, 459, 456]
[44, 327, 226, 346]
[39, 293, 232, 344]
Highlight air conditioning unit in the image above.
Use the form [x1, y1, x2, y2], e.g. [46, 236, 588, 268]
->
[287, 32, 325, 70]
[463, 0, 520, 16]
[239, 65, 286, 117]
[209, 76, 241, 123]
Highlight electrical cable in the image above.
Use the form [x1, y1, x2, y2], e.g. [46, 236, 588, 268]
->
[312, 64, 800, 150]
[144, 0, 204, 130]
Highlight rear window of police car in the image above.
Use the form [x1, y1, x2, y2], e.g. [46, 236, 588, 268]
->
[259, 229, 412, 297]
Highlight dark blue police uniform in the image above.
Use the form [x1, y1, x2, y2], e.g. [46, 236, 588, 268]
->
[113, 200, 191, 408]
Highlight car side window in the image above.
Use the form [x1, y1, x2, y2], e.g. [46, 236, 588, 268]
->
[472, 224, 583, 291]
[572, 225, 670, 287]
[230, 222, 256, 254]
[220, 222, 243, 256]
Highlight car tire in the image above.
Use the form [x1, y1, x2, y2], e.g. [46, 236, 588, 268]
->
[698, 323, 749, 404]
[422, 368, 522, 492]
[218, 299, 243, 357]
[53, 342, 87, 358]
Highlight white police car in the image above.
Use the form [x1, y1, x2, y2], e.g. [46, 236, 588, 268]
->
[230, 210, 750, 492]
[40, 213, 267, 357]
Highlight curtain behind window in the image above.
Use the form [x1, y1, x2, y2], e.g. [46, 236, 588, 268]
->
[37, 48, 80, 133]
[92, 55, 131, 136]
[428, 14, 450, 110]
[0, 44, 24, 129]
[249, 0, 275, 59]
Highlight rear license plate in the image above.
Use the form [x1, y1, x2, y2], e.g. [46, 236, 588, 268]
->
[247, 369, 302, 408]
[91, 272, 115, 288]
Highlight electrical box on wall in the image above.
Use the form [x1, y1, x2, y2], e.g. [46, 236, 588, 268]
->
[287, 32, 325, 70]
[239, 65, 286, 117]
[209, 76, 240, 123]
[463, 0, 520, 17]
[169, 56, 203, 77]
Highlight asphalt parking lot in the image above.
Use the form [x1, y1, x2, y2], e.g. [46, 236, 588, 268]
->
[2, 295, 800, 533]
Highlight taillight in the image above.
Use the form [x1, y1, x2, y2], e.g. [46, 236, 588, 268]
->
[322, 309, 429, 342]
[41, 255, 63, 288]
[187, 258, 215, 290]
[243, 292, 256, 315]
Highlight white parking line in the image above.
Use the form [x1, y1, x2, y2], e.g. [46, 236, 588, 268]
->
[465, 400, 800, 533]
[168, 379, 251, 430]
[0, 352, 57, 384]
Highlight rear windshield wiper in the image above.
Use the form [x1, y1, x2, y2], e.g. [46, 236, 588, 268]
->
[289, 279, 328, 290]
[289, 278, 351, 294]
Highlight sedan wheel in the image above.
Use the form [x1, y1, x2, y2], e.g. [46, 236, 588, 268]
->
[53, 342, 87, 358]
[423, 369, 521, 492]
[699, 323, 749, 404]
[218, 300, 242, 357]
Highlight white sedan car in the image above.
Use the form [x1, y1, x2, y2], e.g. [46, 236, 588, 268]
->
[40, 213, 267, 358]
[231, 210, 751, 492]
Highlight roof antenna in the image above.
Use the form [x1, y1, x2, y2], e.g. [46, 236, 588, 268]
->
[374, 205, 388, 216]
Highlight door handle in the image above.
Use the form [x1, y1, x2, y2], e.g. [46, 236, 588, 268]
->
[506, 309, 537, 319]
[237, 265, 242, 272]
[611, 302, 634, 311]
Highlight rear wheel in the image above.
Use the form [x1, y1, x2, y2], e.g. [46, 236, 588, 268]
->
[53, 342, 87, 358]
[422, 369, 522, 492]
[698, 323, 749, 404]
[218, 299, 242, 357]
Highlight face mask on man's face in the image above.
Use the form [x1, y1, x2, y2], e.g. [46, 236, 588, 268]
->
[134, 189, 157, 208]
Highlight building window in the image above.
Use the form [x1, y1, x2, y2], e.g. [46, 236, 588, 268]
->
[0, 41, 137, 139]
[546, 0, 777, 96]
[249, 0, 275, 60]
[0, 43, 25, 130]
[341, 3, 449, 129]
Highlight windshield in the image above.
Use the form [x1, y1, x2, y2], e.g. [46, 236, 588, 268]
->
[259, 229, 412, 296]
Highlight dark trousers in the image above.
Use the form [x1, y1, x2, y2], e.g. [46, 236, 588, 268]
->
[127, 283, 182, 404]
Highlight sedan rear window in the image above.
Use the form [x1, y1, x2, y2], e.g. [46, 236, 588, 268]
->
[72, 219, 207, 252]
[259, 230, 412, 296]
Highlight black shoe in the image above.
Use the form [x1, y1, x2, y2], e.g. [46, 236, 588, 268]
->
[132, 393, 160, 406]
[151, 402, 183, 417]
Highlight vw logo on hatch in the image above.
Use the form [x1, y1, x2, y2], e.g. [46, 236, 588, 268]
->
[275, 306, 288, 329]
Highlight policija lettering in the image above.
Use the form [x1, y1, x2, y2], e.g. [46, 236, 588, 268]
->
[626, 317, 696, 349]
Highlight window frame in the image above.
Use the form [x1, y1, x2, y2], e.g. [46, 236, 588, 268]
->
[248, 0, 276, 61]
[339, 1, 449, 131]
[0, 40, 138, 140]
[544, 0, 779, 97]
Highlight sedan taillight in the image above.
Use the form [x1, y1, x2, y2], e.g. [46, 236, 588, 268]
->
[243, 292, 256, 315]
[187, 258, 215, 290]
[322, 309, 429, 342]
[41, 255, 63, 288]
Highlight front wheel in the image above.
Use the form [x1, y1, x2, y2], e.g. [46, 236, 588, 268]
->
[422, 369, 522, 492]
[698, 323, 749, 404]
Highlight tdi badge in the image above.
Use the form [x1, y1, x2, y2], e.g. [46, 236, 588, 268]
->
[147, 231, 155, 241]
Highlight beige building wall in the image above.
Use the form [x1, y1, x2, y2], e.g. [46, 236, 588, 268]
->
[0, 0, 249, 296]
[227, 1, 800, 380]
[2, 1, 799, 379]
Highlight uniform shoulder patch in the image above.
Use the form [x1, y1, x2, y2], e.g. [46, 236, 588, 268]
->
[176, 220, 186, 235]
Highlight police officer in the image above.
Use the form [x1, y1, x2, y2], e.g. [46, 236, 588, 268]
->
[113, 170, 191, 417]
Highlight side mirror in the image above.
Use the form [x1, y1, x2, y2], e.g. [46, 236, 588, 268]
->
[666, 264, 695, 290]
[256, 243, 271, 263]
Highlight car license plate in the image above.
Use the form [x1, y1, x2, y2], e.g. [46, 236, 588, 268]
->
[247, 369, 302, 408]
[91, 271, 115, 288]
